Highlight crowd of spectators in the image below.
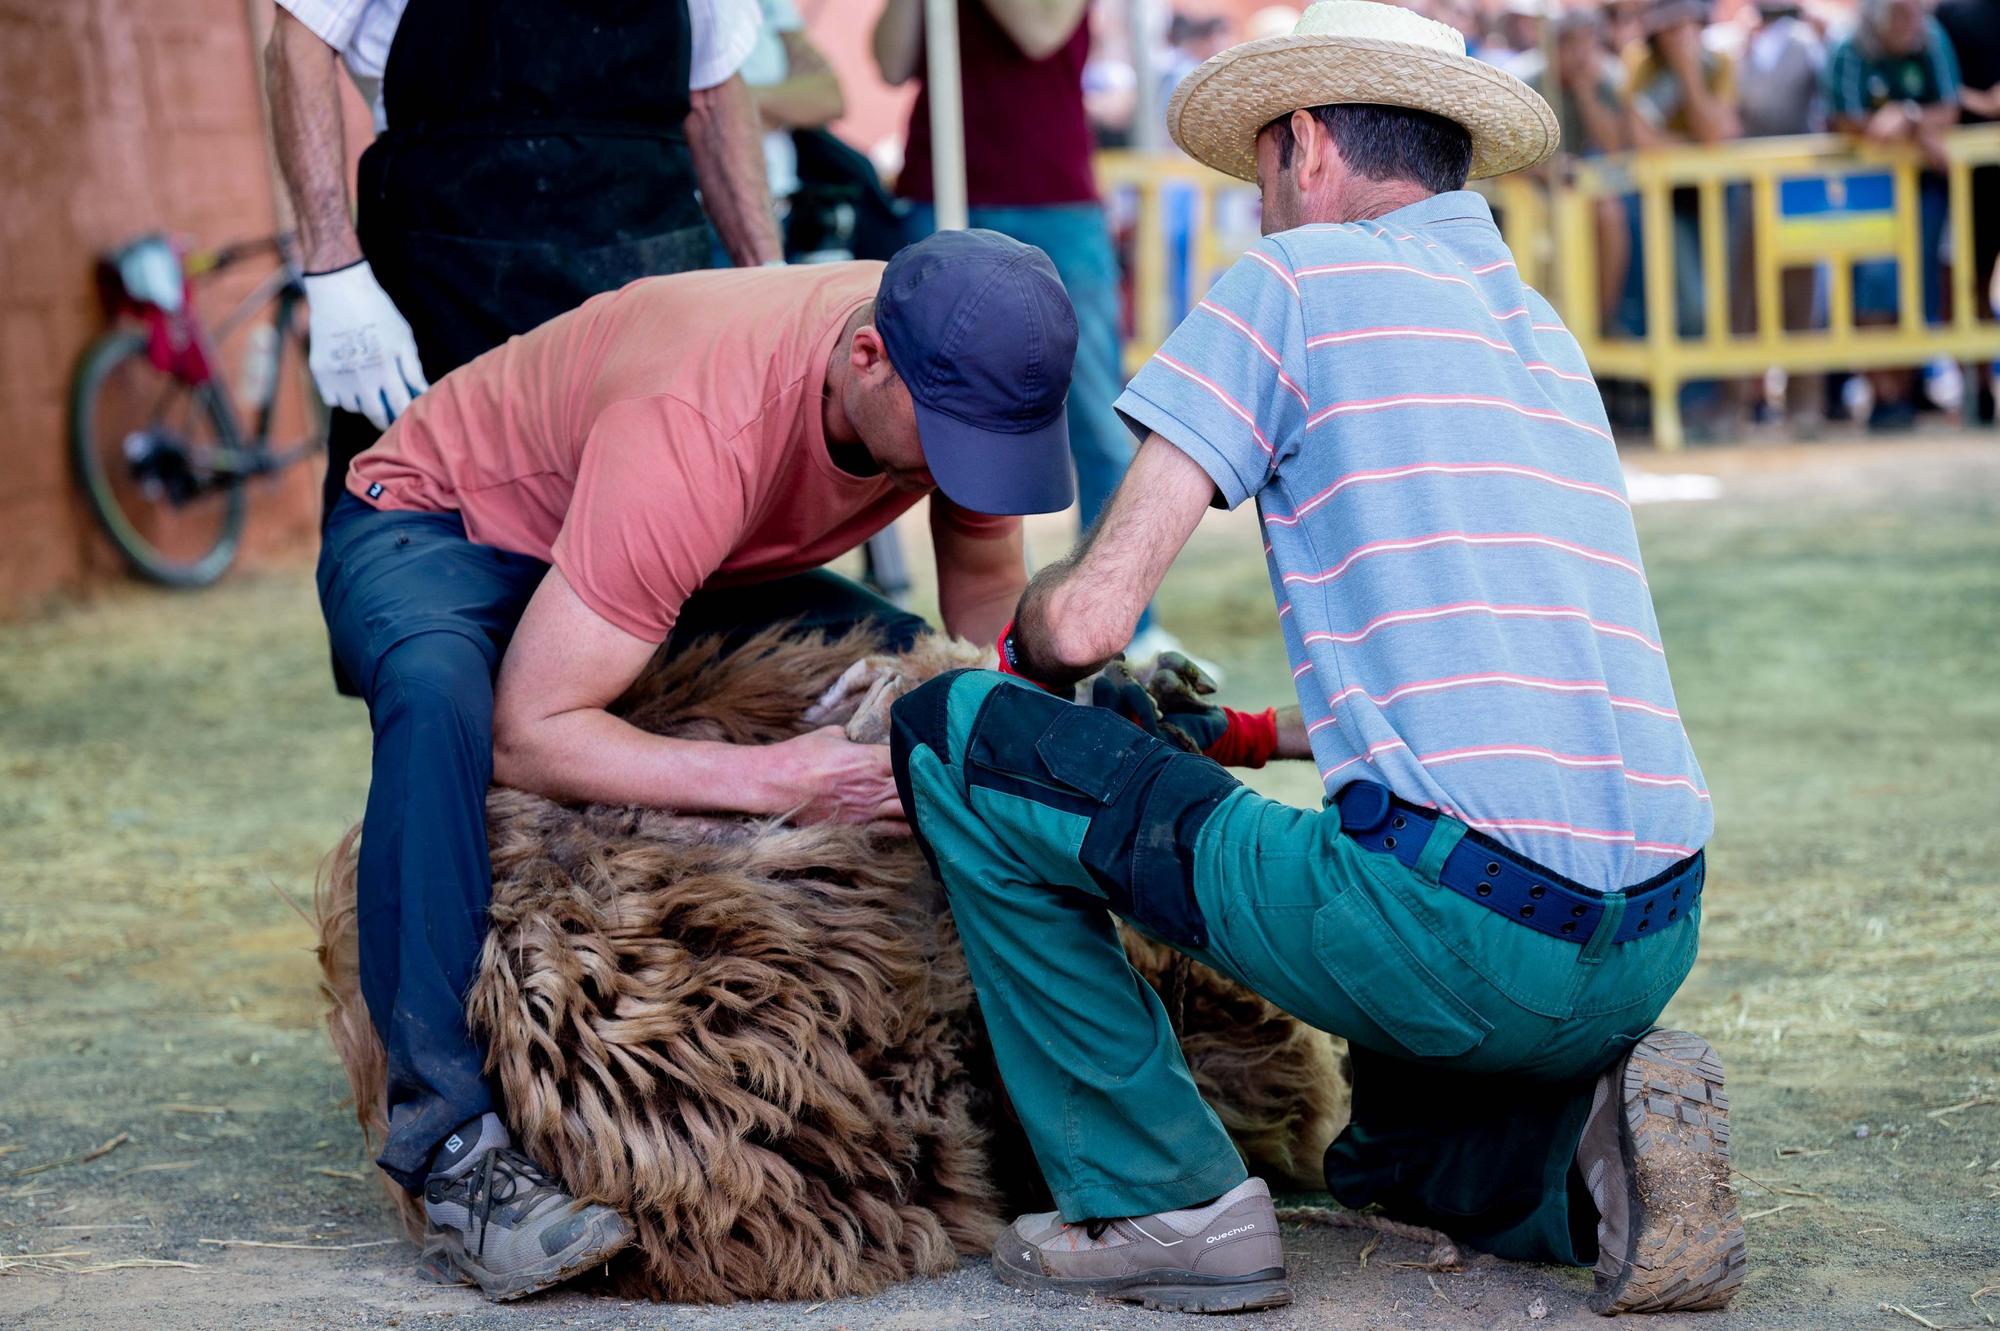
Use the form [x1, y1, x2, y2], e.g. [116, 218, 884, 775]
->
[1057, 0, 2000, 433]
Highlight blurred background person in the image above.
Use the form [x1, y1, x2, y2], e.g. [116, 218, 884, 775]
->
[872, 0, 1201, 662]
[1245, 4, 1304, 41]
[1733, 0, 1828, 435]
[267, 0, 779, 537]
[1606, 0, 1650, 66]
[1490, 0, 1548, 70]
[1518, 9, 1634, 334]
[1625, 0, 1742, 151]
[740, 0, 844, 245]
[1739, 0, 1826, 140]
[1622, 0, 1743, 438]
[1824, 0, 1960, 430]
[1937, 0, 2000, 424]
[1082, 0, 1140, 148]
[1424, 0, 1491, 58]
[1158, 10, 1232, 119]
[1156, 9, 1236, 328]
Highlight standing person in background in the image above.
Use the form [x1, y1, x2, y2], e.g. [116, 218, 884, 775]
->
[266, 0, 782, 541]
[1159, 12, 1232, 119]
[1936, 0, 2000, 424]
[1735, 0, 1827, 435]
[872, 0, 1204, 665]
[1823, 0, 1960, 431]
[1622, 0, 1743, 439]
[1738, 0, 1824, 140]
[1082, 0, 1140, 149]
[740, 0, 846, 241]
[1518, 10, 1633, 332]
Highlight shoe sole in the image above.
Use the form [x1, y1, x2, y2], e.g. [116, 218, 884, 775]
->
[1591, 1030, 1747, 1315]
[423, 1221, 633, 1303]
[993, 1254, 1293, 1314]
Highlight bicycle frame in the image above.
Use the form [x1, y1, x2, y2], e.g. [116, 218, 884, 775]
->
[107, 233, 319, 480]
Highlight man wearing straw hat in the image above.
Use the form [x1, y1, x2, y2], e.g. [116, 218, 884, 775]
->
[889, 0, 1743, 1316]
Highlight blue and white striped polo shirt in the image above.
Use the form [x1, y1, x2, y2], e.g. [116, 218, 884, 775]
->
[1114, 190, 1710, 890]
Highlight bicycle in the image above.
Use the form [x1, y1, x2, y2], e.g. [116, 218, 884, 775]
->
[69, 232, 324, 586]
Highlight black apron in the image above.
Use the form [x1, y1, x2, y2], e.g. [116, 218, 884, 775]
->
[322, 0, 711, 690]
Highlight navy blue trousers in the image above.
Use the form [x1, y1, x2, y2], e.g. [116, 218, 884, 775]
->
[317, 492, 926, 1189]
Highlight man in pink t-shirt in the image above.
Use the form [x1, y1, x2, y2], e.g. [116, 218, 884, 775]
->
[315, 230, 1077, 1299]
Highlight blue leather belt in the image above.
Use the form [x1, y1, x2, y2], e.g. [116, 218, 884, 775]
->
[1333, 782, 1702, 946]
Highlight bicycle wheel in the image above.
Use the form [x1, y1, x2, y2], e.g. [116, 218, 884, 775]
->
[69, 330, 248, 587]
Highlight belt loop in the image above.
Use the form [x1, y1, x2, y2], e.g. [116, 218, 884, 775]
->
[1579, 892, 1626, 966]
[1412, 816, 1467, 885]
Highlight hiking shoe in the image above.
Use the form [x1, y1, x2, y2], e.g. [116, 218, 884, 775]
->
[1581, 1030, 1746, 1314]
[420, 1114, 632, 1302]
[991, 1176, 1292, 1314]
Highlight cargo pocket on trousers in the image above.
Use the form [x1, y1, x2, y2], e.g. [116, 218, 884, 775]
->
[1035, 707, 1153, 803]
[1036, 707, 1238, 951]
[1315, 889, 1492, 1059]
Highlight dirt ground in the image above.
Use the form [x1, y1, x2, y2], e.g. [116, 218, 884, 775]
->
[2, 434, 1996, 1331]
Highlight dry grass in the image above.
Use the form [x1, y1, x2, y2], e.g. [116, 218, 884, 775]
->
[0, 438, 1995, 1328]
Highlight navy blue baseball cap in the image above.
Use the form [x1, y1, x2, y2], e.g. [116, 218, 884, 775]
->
[875, 230, 1078, 515]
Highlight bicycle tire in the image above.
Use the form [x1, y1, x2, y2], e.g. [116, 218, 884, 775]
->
[69, 329, 248, 587]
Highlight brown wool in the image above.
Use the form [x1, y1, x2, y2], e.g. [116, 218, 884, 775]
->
[315, 628, 1349, 1302]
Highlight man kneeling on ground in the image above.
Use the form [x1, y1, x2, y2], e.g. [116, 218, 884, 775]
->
[318, 230, 1077, 1299]
[888, 2, 1744, 1316]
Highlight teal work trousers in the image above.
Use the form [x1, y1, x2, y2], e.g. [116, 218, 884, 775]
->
[889, 670, 1703, 1265]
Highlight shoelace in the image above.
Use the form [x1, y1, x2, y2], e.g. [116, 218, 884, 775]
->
[463, 1148, 559, 1257]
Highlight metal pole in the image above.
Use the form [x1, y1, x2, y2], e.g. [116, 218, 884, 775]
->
[1538, 2, 1564, 167]
[923, 0, 969, 230]
[1130, 0, 1162, 153]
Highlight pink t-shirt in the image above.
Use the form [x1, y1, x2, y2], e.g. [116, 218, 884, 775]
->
[349, 263, 1015, 641]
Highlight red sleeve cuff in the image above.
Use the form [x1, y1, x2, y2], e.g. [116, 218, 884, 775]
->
[1204, 707, 1278, 768]
[995, 619, 1052, 692]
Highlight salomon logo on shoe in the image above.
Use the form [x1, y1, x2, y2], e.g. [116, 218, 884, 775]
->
[1207, 1224, 1257, 1244]
[444, 1133, 463, 1153]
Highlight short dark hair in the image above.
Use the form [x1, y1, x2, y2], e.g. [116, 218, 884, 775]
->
[1268, 104, 1474, 195]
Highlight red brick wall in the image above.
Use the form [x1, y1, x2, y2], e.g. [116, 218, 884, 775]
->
[0, 0, 342, 616]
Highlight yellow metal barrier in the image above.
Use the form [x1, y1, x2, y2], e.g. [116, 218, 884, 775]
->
[1096, 151, 1251, 376]
[1101, 127, 2000, 448]
[1549, 126, 2000, 447]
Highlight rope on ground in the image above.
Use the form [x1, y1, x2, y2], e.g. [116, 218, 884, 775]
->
[1275, 1205, 1461, 1271]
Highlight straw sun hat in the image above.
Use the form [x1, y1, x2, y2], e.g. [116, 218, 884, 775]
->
[1166, 0, 1559, 182]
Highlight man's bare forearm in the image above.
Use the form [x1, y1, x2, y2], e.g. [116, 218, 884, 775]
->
[265, 9, 361, 272]
[689, 74, 783, 266]
[1274, 706, 1313, 760]
[1679, 82, 1740, 145]
[940, 567, 1024, 646]
[979, 0, 1089, 60]
[1013, 436, 1215, 687]
[494, 706, 782, 812]
[872, 0, 923, 86]
[756, 34, 843, 129]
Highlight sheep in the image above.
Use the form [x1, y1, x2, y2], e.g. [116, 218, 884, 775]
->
[315, 627, 1349, 1302]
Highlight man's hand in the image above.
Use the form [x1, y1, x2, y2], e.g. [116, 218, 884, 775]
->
[494, 568, 908, 828]
[304, 261, 428, 429]
[1865, 101, 1913, 143]
[762, 727, 908, 832]
[1086, 654, 1279, 767]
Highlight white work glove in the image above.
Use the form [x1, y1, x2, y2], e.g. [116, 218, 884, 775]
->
[303, 260, 429, 431]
